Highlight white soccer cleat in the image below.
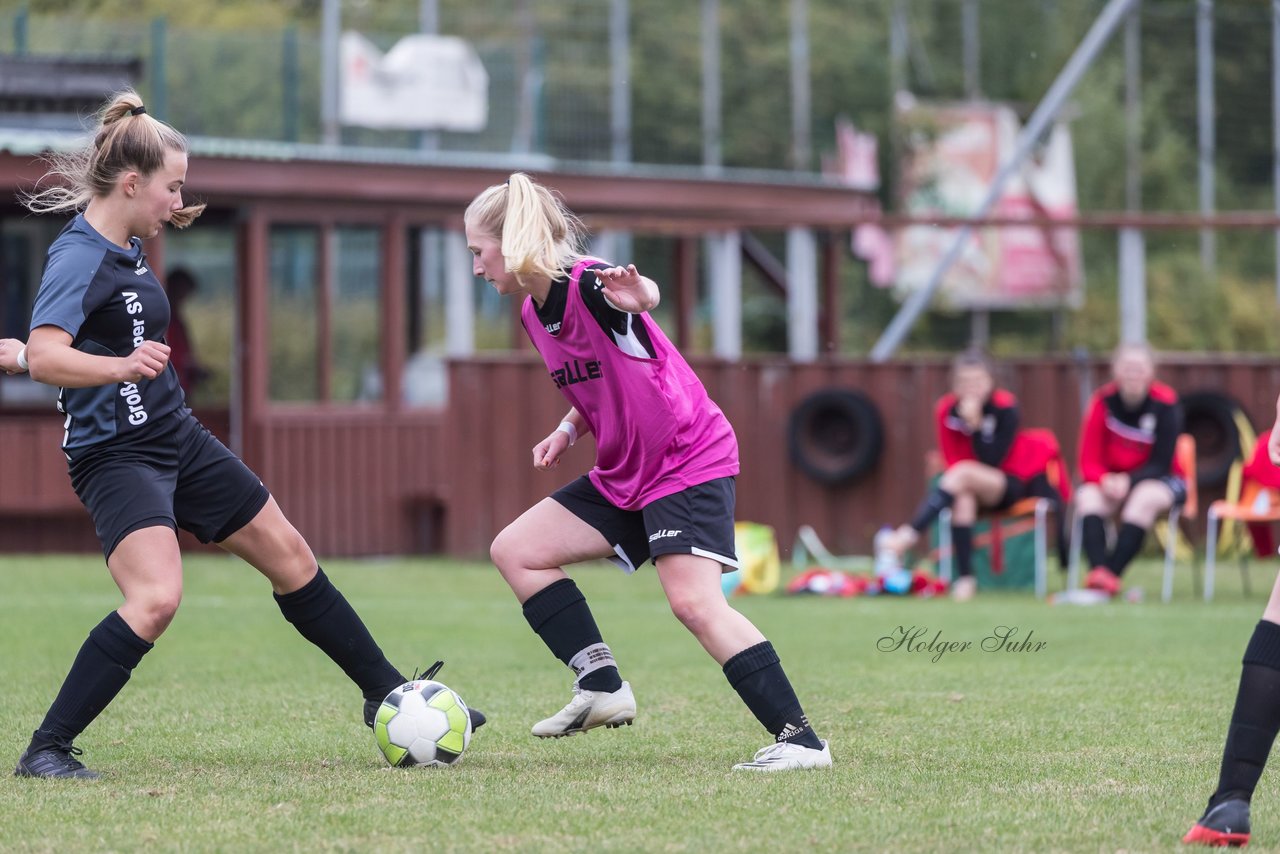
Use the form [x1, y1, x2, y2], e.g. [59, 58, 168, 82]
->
[732, 739, 832, 772]
[531, 681, 637, 738]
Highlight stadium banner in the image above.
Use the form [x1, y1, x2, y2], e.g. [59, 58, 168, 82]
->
[892, 97, 1083, 310]
[340, 32, 489, 132]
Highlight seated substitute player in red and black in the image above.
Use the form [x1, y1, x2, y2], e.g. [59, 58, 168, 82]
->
[882, 349, 1067, 601]
[1075, 342, 1186, 597]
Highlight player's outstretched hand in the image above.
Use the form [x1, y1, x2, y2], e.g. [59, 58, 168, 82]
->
[0, 338, 27, 375]
[121, 340, 171, 382]
[594, 264, 655, 313]
[533, 429, 572, 471]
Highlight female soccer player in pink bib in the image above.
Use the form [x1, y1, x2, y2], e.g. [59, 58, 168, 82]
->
[464, 173, 829, 771]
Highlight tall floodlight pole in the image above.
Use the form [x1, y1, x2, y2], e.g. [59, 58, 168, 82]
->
[321, 0, 340, 145]
[787, 0, 818, 359]
[871, 0, 1141, 361]
[962, 0, 981, 99]
[610, 0, 631, 165]
[1118, 1, 1145, 344]
[701, 0, 721, 174]
[606, 0, 632, 264]
[420, 0, 440, 151]
[1197, 0, 1215, 279]
[962, 0, 986, 346]
[790, 0, 811, 171]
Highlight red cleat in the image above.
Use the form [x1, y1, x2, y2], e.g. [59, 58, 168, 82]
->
[1183, 799, 1250, 847]
[1085, 566, 1121, 597]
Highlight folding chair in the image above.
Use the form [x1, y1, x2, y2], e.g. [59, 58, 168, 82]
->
[1159, 433, 1199, 602]
[1067, 433, 1198, 602]
[936, 428, 1069, 599]
[938, 498, 1053, 597]
[791, 525, 872, 573]
[1204, 471, 1280, 602]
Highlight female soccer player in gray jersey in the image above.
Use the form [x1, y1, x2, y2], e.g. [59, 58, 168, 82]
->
[0, 90, 481, 779]
[464, 173, 830, 771]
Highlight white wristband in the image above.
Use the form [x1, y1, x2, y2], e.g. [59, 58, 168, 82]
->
[556, 420, 577, 446]
[16, 346, 28, 372]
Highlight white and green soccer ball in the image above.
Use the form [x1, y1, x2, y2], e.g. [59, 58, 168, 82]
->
[374, 680, 472, 767]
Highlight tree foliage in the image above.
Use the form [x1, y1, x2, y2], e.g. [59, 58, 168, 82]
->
[4, 0, 1276, 354]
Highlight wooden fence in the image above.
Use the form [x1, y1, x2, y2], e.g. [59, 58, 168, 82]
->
[3, 355, 1278, 560]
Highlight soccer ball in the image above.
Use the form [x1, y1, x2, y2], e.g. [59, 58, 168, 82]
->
[373, 680, 472, 767]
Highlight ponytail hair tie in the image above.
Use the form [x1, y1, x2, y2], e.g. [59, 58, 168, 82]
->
[129, 105, 147, 116]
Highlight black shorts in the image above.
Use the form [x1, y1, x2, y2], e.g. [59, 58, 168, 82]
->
[1150, 474, 1190, 506]
[68, 409, 271, 559]
[551, 475, 739, 573]
[993, 472, 1056, 511]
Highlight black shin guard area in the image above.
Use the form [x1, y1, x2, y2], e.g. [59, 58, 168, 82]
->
[723, 641, 821, 750]
[522, 578, 621, 692]
[31, 611, 153, 751]
[1211, 621, 1280, 805]
[275, 567, 404, 701]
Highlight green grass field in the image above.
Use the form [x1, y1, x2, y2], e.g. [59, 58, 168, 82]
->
[0, 552, 1276, 852]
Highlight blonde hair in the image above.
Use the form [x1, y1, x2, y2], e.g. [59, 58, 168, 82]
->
[22, 89, 205, 229]
[463, 172, 586, 280]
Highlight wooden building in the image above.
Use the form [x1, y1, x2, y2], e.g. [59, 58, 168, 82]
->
[2, 133, 1274, 561]
[0, 132, 889, 557]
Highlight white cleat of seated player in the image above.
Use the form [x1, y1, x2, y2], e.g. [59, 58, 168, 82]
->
[531, 681, 637, 738]
[732, 739, 833, 771]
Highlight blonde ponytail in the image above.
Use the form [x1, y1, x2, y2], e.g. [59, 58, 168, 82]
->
[22, 88, 205, 228]
[463, 172, 586, 280]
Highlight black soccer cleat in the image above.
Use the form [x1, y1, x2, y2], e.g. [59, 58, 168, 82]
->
[14, 743, 100, 780]
[364, 661, 486, 732]
[1183, 798, 1251, 847]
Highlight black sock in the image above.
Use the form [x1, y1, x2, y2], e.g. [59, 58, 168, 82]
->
[952, 525, 974, 578]
[522, 578, 622, 693]
[29, 611, 153, 753]
[1106, 523, 1146, 577]
[1082, 514, 1108, 568]
[722, 641, 822, 750]
[274, 567, 404, 702]
[1210, 620, 1280, 806]
[909, 487, 955, 532]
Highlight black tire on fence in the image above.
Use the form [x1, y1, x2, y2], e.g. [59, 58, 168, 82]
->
[1181, 390, 1247, 490]
[787, 388, 885, 486]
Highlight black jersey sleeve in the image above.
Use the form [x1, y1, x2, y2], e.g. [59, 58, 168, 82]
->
[973, 401, 1019, 467]
[1131, 400, 1183, 482]
[577, 264, 657, 358]
[578, 264, 632, 334]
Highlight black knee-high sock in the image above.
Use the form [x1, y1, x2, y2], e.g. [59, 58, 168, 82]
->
[723, 641, 822, 750]
[28, 611, 153, 753]
[952, 525, 974, 578]
[274, 567, 404, 701]
[522, 578, 622, 693]
[909, 487, 955, 533]
[1210, 620, 1280, 806]
[1082, 514, 1108, 568]
[1106, 523, 1146, 577]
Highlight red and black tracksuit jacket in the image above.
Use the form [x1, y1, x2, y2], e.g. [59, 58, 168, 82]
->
[935, 390, 1061, 483]
[1077, 380, 1184, 485]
